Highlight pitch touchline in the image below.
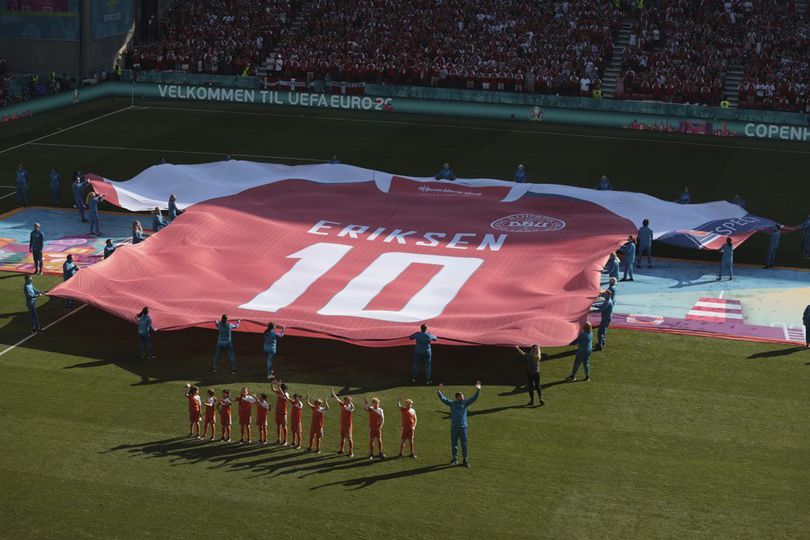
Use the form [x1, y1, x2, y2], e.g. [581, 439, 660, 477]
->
[0, 106, 133, 155]
[138, 104, 810, 155]
[0, 304, 86, 358]
[29, 142, 322, 162]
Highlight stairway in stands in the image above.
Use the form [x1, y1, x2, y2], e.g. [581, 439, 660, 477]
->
[602, 19, 634, 99]
[257, 6, 308, 79]
[723, 62, 744, 107]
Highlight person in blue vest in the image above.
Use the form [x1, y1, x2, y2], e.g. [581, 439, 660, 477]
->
[620, 235, 636, 281]
[594, 277, 618, 308]
[152, 207, 166, 232]
[103, 239, 116, 259]
[23, 274, 45, 333]
[797, 214, 810, 258]
[434, 162, 456, 181]
[212, 314, 241, 374]
[675, 186, 691, 204]
[48, 167, 61, 207]
[62, 254, 79, 310]
[763, 225, 782, 269]
[603, 252, 620, 281]
[730, 193, 746, 209]
[636, 219, 653, 269]
[86, 191, 105, 236]
[15, 164, 29, 207]
[718, 237, 734, 280]
[514, 164, 527, 183]
[436, 380, 481, 467]
[514, 344, 543, 406]
[29, 222, 44, 275]
[596, 290, 614, 351]
[803, 305, 810, 348]
[168, 194, 183, 221]
[409, 324, 437, 384]
[263, 322, 286, 380]
[136, 307, 156, 360]
[329, 154, 340, 164]
[72, 173, 89, 222]
[132, 220, 145, 244]
[597, 174, 613, 190]
[567, 322, 593, 382]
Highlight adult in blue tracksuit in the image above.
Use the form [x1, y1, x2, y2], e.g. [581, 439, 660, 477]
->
[137, 307, 155, 360]
[409, 324, 437, 384]
[597, 291, 614, 351]
[718, 237, 734, 280]
[594, 277, 617, 309]
[103, 239, 116, 259]
[514, 164, 527, 183]
[763, 225, 781, 269]
[263, 322, 285, 379]
[212, 314, 240, 373]
[597, 174, 613, 190]
[437, 381, 481, 467]
[798, 215, 810, 258]
[803, 305, 810, 348]
[603, 252, 620, 281]
[435, 162, 456, 181]
[23, 275, 44, 332]
[72, 174, 89, 222]
[49, 167, 61, 206]
[62, 254, 78, 309]
[620, 236, 636, 281]
[87, 192, 105, 236]
[636, 220, 653, 268]
[329, 154, 340, 164]
[168, 194, 182, 221]
[567, 322, 593, 381]
[29, 223, 44, 274]
[152, 208, 166, 232]
[15, 164, 29, 207]
[675, 186, 691, 204]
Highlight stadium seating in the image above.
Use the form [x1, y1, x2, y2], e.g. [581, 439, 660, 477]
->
[127, 0, 301, 76]
[274, 0, 622, 95]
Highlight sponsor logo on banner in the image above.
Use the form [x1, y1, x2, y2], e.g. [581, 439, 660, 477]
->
[491, 214, 565, 233]
[744, 123, 810, 142]
[529, 106, 544, 122]
[417, 186, 483, 197]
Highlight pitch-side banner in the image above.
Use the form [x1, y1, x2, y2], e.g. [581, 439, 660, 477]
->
[51, 162, 773, 346]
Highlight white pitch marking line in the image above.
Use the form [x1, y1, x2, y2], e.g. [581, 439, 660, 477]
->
[0, 106, 133, 155]
[29, 142, 322, 163]
[0, 304, 86, 358]
[138, 105, 810, 156]
[0, 191, 17, 201]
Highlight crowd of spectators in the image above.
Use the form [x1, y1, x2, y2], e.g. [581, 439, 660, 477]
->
[616, 0, 739, 105]
[271, 0, 622, 96]
[736, 0, 809, 112]
[126, 0, 300, 77]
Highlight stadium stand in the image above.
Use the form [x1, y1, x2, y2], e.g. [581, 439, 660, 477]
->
[126, 0, 301, 76]
[121, 0, 809, 111]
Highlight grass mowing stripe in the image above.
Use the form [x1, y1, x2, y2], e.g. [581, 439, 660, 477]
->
[140, 104, 810, 155]
[29, 142, 323, 162]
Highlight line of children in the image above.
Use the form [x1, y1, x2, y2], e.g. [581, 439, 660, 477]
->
[182, 383, 419, 460]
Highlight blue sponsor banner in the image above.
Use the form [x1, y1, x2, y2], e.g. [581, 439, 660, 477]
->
[92, 0, 132, 39]
[0, 0, 80, 41]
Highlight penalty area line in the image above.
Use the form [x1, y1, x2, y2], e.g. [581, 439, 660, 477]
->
[0, 304, 86, 358]
[0, 106, 134, 155]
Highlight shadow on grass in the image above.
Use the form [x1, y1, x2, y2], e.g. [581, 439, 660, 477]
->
[311, 464, 449, 490]
[748, 346, 807, 359]
[104, 435, 446, 486]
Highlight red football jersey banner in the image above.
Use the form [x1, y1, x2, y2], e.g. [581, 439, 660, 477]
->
[52, 174, 635, 346]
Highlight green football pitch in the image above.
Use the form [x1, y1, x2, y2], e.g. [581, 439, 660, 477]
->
[0, 98, 808, 538]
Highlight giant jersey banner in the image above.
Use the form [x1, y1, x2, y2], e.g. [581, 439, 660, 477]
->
[50, 162, 774, 346]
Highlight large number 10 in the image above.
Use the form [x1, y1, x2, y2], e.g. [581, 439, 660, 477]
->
[239, 242, 484, 322]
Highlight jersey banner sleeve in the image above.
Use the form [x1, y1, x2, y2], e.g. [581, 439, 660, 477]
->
[50, 162, 774, 347]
